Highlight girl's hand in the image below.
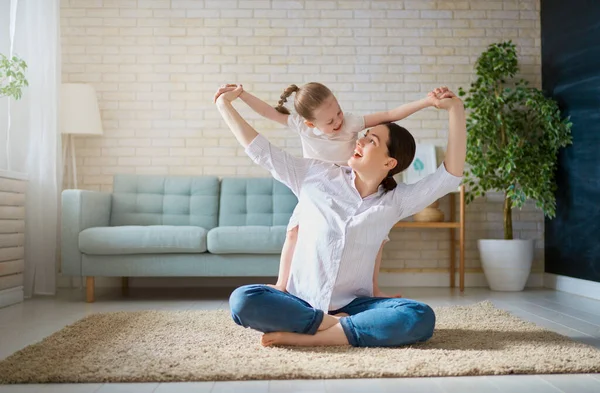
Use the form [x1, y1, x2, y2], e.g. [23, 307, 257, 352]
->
[214, 84, 244, 103]
[426, 86, 450, 108]
[428, 87, 462, 110]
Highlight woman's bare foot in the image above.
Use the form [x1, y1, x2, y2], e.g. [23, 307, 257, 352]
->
[261, 332, 284, 347]
[261, 324, 349, 347]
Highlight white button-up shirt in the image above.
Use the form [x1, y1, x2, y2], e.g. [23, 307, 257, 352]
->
[246, 134, 462, 311]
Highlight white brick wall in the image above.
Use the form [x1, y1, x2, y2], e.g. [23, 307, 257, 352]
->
[61, 0, 544, 276]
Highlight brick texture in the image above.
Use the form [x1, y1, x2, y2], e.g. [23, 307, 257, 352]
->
[60, 0, 543, 275]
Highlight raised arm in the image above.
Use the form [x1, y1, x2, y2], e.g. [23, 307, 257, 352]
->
[241, 90, 289, 126]
[364, 98, 432, 128]
[215, 85, 314, 196]
[363, 86, 452, 128]
[392, 88, 465, 218]
[214, 84, 289, 127]
[215, 85, 259, 148]
[438, 93, 466, 176]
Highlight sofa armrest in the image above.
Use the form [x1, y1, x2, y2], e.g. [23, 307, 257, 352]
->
[61, 190, 112, 276]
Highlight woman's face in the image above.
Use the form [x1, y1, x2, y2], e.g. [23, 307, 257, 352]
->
[348, 124, 397, 175]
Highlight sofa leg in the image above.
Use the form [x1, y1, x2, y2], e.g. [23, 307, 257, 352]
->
[86, 277, 95, 303]
[122, 277, 129, 296]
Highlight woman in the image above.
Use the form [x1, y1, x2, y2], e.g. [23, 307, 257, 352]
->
[215, 85, 466, 348]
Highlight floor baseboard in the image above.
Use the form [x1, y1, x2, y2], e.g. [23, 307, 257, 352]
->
[543, 273, 600, 301]
[0, 286, 24, 308]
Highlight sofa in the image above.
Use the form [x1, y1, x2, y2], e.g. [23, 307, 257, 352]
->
[61, 174, 297, 302]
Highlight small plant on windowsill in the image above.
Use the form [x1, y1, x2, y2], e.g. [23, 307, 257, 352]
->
[458, 41, 572, 291]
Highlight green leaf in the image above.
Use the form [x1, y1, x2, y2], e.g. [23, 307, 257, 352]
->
[0, 53, 28, 100]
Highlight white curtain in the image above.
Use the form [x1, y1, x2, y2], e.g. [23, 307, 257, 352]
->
[1, 0, 61, 296]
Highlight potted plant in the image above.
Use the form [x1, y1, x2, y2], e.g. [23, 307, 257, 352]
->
[458, 41, 572, 291]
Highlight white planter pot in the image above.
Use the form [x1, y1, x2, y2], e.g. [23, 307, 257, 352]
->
[478, 239, 534, 291]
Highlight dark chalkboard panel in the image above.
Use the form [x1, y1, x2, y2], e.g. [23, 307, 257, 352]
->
[542, 0, 600, 282]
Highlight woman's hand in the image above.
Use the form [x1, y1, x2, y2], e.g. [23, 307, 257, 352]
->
[214, 84, 243, 104]
[427, 87, 462, 110]
[425, 86, 450, 107]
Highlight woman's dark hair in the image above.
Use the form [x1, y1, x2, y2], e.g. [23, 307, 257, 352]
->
[380, 123, 416, 192]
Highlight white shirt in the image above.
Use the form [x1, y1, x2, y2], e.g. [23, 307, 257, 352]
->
[287, 113, 365, 166]
[246, 135, 462, 311]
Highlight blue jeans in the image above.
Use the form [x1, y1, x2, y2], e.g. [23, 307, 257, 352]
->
[229, 284, 436, 348]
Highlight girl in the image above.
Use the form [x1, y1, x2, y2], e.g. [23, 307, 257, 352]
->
[215, 85, 465, 347]
[214, 83, 443, 298]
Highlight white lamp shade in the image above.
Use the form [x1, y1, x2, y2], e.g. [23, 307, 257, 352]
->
[60, 83, 103, 135]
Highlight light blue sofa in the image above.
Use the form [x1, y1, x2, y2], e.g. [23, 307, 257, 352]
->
[61, 174, 297, 302]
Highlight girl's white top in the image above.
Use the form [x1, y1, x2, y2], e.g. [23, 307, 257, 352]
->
[287, 113, 365, 165]
[246, 134, 462, 311]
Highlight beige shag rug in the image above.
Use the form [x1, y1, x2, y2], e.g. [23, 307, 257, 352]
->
[0, 301, 599, 383]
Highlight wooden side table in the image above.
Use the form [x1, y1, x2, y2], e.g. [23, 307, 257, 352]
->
[392, 185, 466, 292]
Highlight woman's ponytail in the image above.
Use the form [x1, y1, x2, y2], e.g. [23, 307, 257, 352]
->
[380, 173, 398, 192]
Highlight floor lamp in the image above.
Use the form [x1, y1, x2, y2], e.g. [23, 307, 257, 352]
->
[59, 83, 103, 189]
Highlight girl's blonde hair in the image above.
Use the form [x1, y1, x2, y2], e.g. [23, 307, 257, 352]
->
[274, 82, 333, 121]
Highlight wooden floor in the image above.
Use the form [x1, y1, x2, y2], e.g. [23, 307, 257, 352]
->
[1, 287, 599, 393]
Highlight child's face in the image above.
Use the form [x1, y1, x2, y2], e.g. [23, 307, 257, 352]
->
[305, 95, 345, 135]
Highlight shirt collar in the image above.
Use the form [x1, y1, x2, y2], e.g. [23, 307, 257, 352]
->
[341, 166, 385, 199]
[311, 127, 324, 136]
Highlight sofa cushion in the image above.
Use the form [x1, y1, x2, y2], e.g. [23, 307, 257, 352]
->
[207, 226, 286, 254]
[219, 178, 297, 226]
[79, 226, 207, 255]
[110, 175, 219, 229]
